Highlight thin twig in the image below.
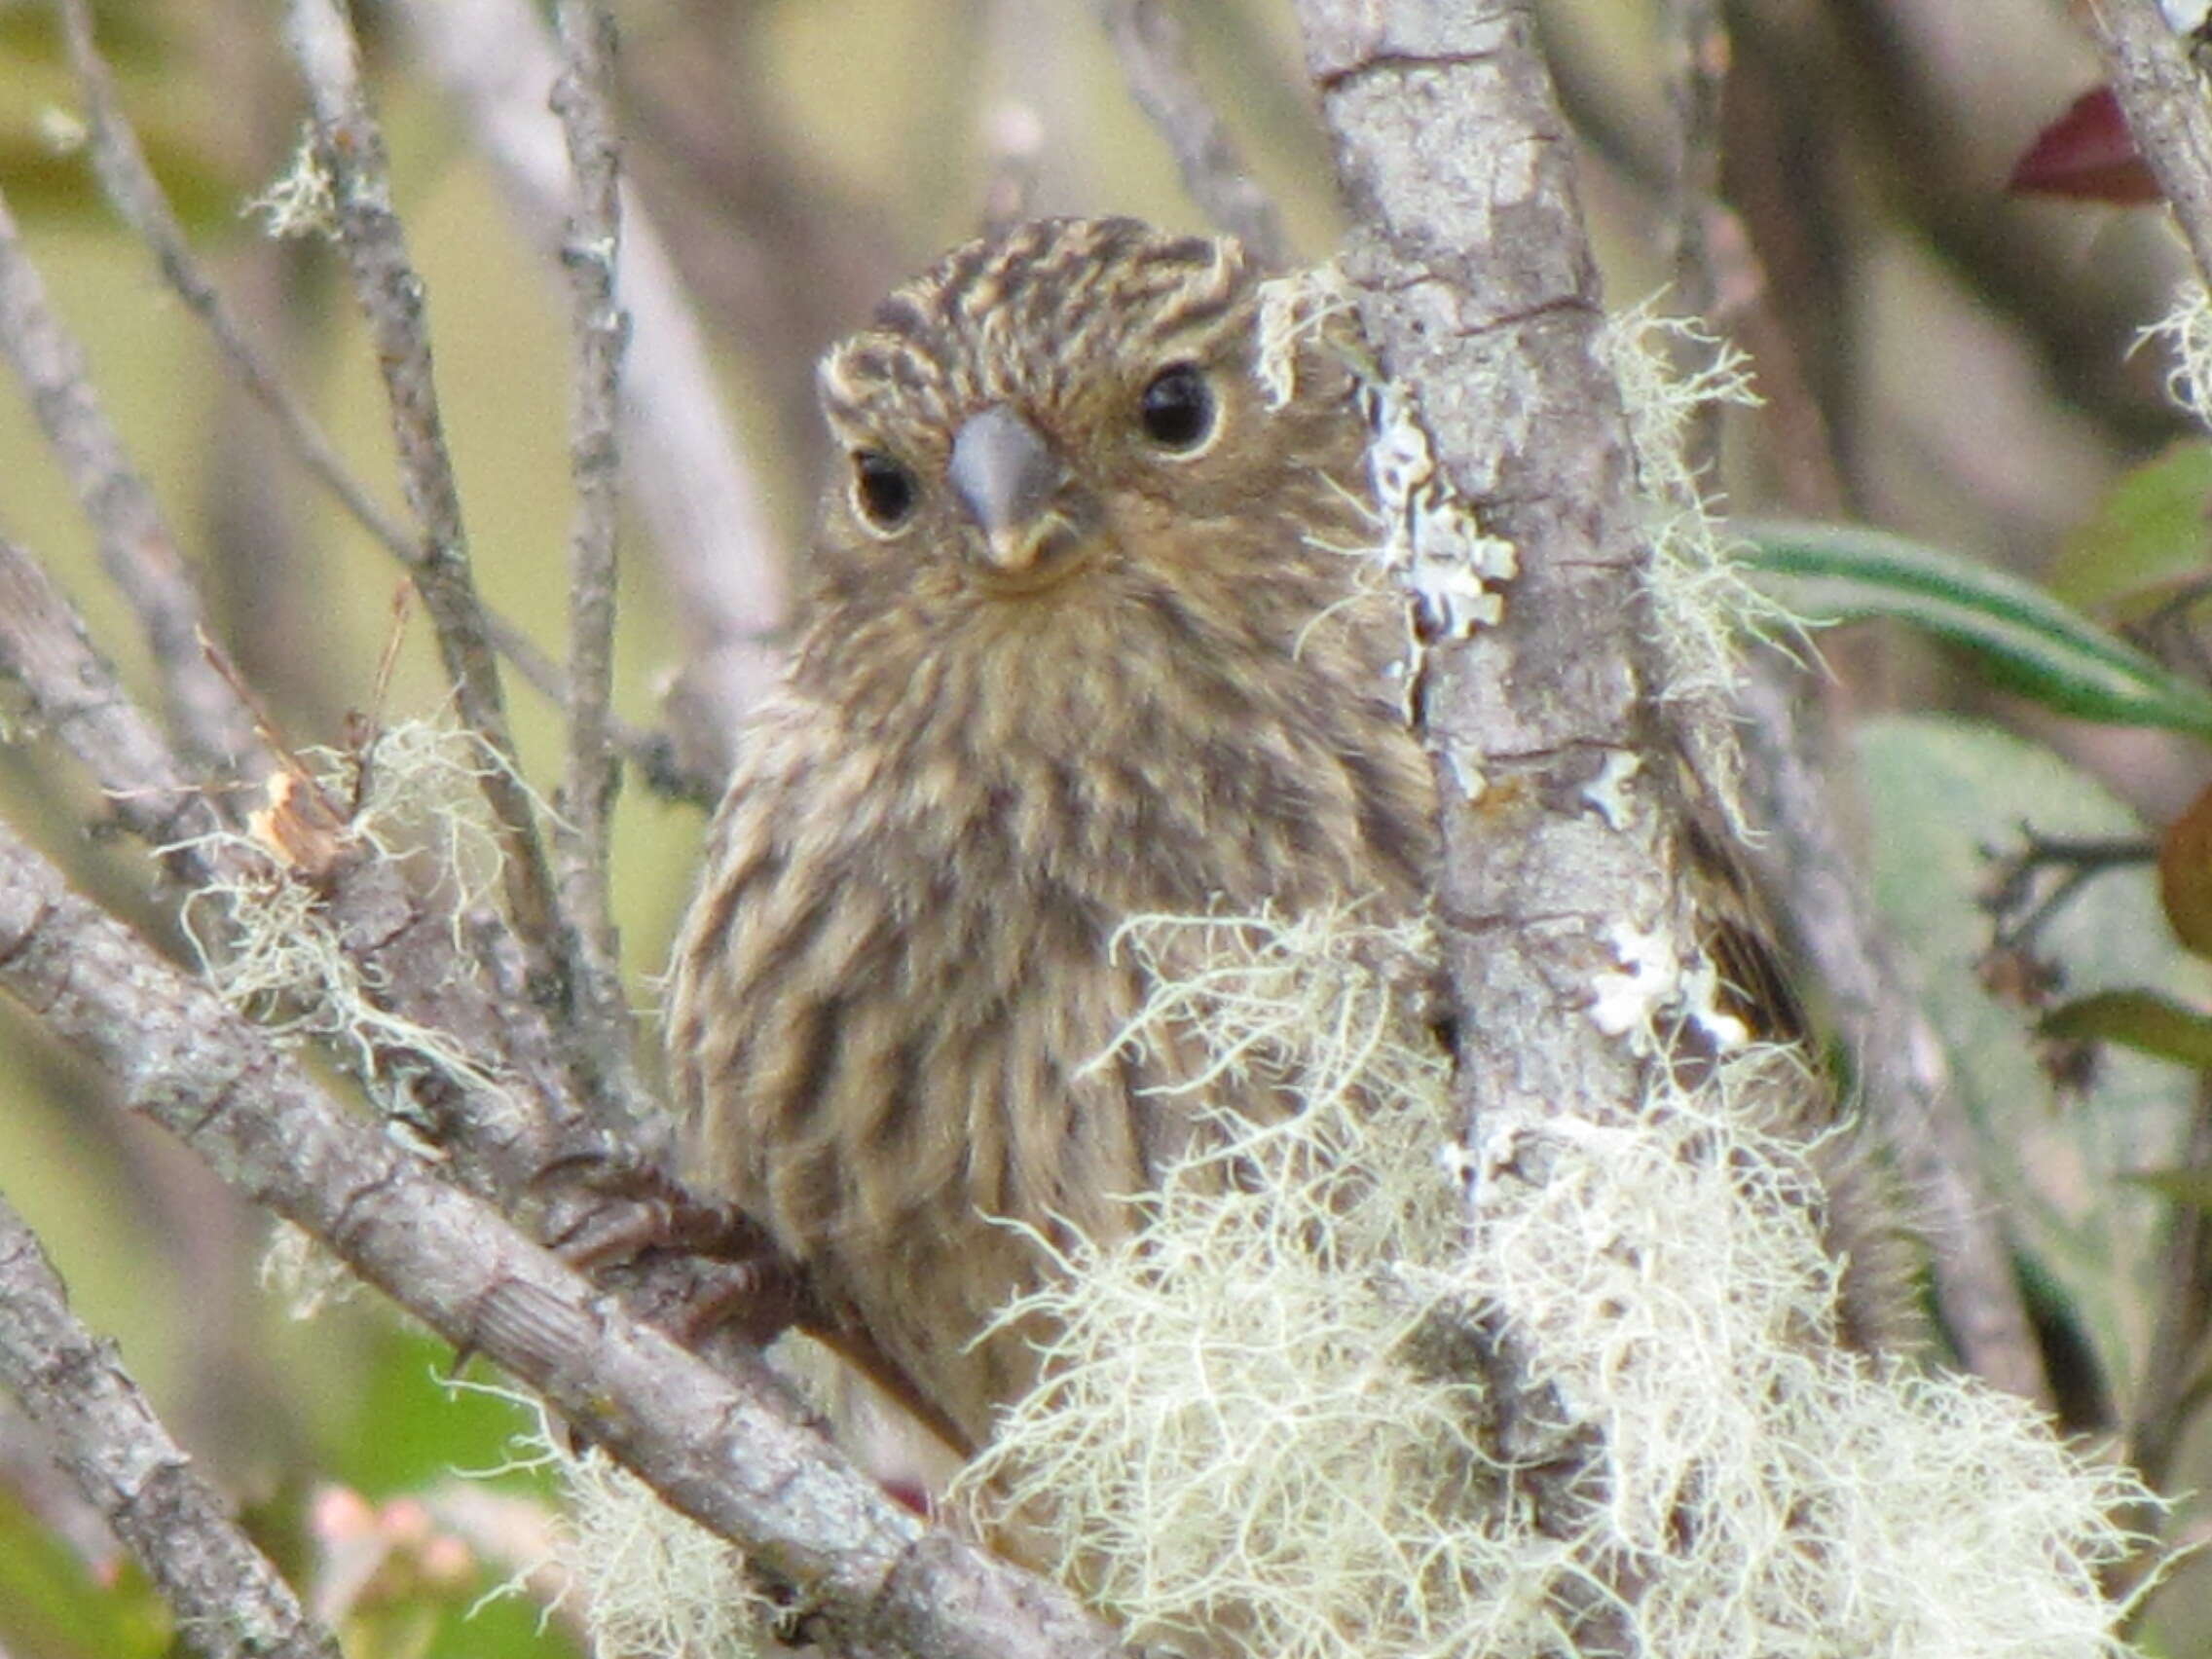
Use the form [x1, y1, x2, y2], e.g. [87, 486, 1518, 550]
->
[394, 0, 789, 784]
[53, 0, 411, 565]
[0, 184, 261, 779]
[2128, 1076, 2212, 1492]
[2112, 1072, 2212, 1629]
[1981, 831, 2156, 953]
[50, 0, 686, 791]
[278, 0, 565, 977]
[549, 0, 649, 1123]
[0, 830, 1125, 1659]
[1095, 0, 1289, 268]
[1660, 0, 1727, 477]
[1661, 0, 1724, 319]
[0, 1194, 344, 1659]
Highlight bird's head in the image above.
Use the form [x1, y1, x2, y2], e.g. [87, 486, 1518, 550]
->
[807, 218, 1371, 631]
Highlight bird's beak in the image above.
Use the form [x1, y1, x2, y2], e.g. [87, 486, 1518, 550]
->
[947, 404, 1066, 571]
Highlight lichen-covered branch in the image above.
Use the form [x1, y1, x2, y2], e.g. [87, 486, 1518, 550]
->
[0, 826, 1124, 1659]
[1296, 1, 1674, 1134]
[0, 531, 610, 1225]
[0, 1194, 343, 1659]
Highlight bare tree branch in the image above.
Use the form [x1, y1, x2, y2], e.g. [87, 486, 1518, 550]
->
[0, 536, 229, 875]
[278, 0, 568, 989]
[0, 186, 261, 780]
[1291, 13, 1824, 1638]
[541, 0, 652, 1130]
[395, 0, 791, 782]
[1095, 0, 1290, 267]
[50, 0, 682, 793]
[0, 829, 1124, 1659]
[2089, 0, 2212, 290]
[0, 1194, 343, 1659]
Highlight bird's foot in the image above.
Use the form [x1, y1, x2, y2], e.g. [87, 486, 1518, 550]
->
[542, 1156, 814, 1350]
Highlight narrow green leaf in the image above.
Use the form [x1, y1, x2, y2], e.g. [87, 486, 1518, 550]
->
[1738, 519, 2212, 738]
[2041, 987, 2212, 1070]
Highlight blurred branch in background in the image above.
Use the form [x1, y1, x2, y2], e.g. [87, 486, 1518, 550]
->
[1094, 0, 1287, 267]
[1735, 662, 2054, 1406]
[1649, 0, 2050, 1403]
[0, 1194, 343, 1659]
[0, 179, 261, 779]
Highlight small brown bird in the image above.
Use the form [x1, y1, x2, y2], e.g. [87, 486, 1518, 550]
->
[663, 218, 1437, 1455]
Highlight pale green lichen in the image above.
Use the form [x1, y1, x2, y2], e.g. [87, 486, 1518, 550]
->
[1598, 301, 1796, 709]
[2140, 280, 2212, 431]
[173, 716, 522, 1121]
[956, 910, 2160, 1659]
[247, 124, 339, 240]
[458, 1382, 772, 1659]
[551, 1447, 772, 1659]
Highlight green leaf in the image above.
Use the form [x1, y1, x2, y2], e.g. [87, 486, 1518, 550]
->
[0, 1493, 169, 1659]
[1859, 717, 2209, 1411]
[2046, 440, 2212, 617]
[1739, 518, 2212, 738]
[2041, 988, 2212, 1070]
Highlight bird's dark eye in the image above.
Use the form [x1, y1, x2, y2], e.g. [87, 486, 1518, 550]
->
[1138, 364, 1216, 452]
[852, 451, 918, 531]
